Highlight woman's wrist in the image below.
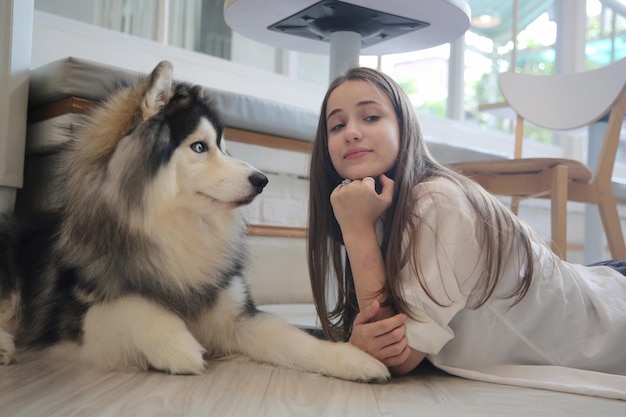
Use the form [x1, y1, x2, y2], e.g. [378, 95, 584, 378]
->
[341, 224, 377, 248]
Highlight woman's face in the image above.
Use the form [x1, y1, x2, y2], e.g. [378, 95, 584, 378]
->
[325, 80, 400, 181]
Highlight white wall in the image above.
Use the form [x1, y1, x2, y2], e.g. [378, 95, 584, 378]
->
[31, 11, 325, 111]
[34, 0, 96, 25]
[1, 0, 33, 214]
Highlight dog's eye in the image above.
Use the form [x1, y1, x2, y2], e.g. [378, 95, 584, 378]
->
[190, 141, 208, 153]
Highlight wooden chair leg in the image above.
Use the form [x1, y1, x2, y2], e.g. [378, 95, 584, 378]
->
[596, 189, 626, 259]
[511, 197, 520, 215]
[550, 165, 568, 259]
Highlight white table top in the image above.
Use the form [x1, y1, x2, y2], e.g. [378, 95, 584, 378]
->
[224, 0, 471, 56]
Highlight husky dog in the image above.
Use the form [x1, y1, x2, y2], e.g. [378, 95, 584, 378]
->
[0, 61, 389, 381]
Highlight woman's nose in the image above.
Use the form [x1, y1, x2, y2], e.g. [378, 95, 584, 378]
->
[344, 122, 362, 143]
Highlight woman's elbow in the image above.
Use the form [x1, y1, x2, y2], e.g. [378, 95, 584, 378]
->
[388, 348, 427, 375]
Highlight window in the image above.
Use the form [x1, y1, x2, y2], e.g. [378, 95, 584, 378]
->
[35, 0, 626, 121]
[586, 0, 626, 66]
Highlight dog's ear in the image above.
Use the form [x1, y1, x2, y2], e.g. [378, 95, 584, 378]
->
[141, 61, 173, 120]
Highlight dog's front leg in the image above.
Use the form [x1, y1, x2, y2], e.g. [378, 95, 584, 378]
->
[80, 296, 206, 374]
[0, 328, 15, 365]
[234, 311, 390, 382]
[193, 304, 390, 382]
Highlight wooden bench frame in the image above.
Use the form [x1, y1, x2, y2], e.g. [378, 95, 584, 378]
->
[28, 97, 311, 239]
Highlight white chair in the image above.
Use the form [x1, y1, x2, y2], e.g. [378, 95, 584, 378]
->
[451, 59, 626, 260]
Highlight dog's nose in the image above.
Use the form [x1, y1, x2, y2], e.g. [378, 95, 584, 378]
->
[249, 171, 269, 192]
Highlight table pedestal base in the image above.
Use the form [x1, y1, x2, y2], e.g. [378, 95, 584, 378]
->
[329, 31, 361, 81]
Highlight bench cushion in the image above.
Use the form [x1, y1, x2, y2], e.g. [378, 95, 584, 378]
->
[29, 57, 319, 145]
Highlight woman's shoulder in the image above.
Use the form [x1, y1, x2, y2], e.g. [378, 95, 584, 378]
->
[414, 176, 472, 207]
[410, 176, 482, 228]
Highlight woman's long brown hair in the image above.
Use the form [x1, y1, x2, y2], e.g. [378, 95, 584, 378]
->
[307, 67, 536, 341]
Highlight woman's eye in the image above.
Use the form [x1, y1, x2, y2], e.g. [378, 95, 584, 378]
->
[365, 115, 380, 122]
[190, 141, 208, 153]
[329, 123, 345, 132]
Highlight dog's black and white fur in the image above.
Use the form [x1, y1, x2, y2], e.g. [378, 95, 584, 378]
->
[0, 61, 389, 381]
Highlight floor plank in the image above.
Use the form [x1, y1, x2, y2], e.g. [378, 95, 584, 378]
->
[258, 366, 382, 417]
[1, 348, 624, 417]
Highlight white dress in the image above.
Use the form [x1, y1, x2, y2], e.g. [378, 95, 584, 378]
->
[402, 177, 626, 400]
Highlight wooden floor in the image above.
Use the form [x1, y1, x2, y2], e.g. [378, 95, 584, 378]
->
[1, 348, 624, 417]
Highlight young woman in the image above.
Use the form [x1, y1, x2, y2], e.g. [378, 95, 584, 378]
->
[307, 67, 626, 399]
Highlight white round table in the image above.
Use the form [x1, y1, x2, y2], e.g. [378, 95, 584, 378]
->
[224, 0, 471, 81]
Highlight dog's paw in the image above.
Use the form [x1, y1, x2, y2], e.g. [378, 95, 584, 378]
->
[324, 342, 390, 382]
[142, 333, 207, 375]
[0, 330, 16, 365]
[312, 342, 391, 382]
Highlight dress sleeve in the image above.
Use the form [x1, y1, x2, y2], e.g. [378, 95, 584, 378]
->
[401, 179, 485, 355]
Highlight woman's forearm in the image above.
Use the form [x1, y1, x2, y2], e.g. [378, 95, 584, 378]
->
[342, 226, 390, 315]
[344, 227, 426, 374]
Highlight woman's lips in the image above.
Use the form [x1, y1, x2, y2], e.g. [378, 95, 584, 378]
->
[344, 148, 371, 160]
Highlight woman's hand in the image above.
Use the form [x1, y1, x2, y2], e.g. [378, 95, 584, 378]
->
[330, 174, 394, 235]
[349, 301, 411, 368]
